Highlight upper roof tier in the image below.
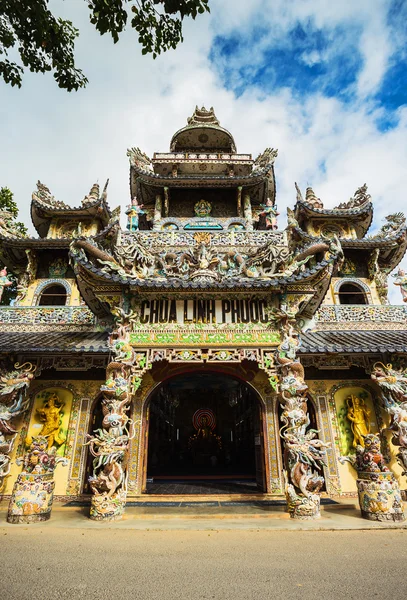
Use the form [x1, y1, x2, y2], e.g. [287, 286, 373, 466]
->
[128, 107, 277, 206]
[170, 106, 237, 153]
[31, 181, 111, 238]
[294, 183, 373, 239]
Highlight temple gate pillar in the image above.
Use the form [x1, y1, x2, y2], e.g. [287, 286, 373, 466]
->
[275, 332, 329, 519]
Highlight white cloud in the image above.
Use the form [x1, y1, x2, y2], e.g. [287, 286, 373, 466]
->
[0, 0, 406, 304]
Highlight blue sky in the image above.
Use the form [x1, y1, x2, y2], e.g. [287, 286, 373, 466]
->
[0, 0, 407, 301]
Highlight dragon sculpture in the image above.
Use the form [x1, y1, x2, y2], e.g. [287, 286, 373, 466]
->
[276, 329, 329, 519]
[0, 362, 36, 489]
[71, 227, 336, 284]
[340, 432, 405, 521]
[371, 362, 407, 476]
[86, 316, 141, 520]
[335, 184, 371, 210]
[373, 213, 406, 238]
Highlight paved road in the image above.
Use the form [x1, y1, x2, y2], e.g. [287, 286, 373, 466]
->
[2, 528, 406, 600]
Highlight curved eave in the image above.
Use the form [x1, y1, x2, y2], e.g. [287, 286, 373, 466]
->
[132, 162, 273, 186]
[31, 197, 112, 237]
[71, 252, 335, 292]
[294, 200, 373, 238]
[72, 263, 117, 318]
[131, 163, 275, 206]
[298, 262, 335, 320]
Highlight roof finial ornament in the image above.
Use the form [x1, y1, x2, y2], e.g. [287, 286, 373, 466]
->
[336, 183, 372, 210]
[305, 186, 324, 209]
[82, 183, 100, 205]
[295, 182, 303, 203]
[187, 106, 220, 126]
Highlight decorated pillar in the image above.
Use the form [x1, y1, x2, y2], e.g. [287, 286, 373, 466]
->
[0, 362, 37, 493]
[7, 436, 67, 523]
[163, 187, 169, 217]
[275, 330, 329, 519]
[153, 194, 163, 230]
[86, 312, 150, 521]
[371, 362, 407, 488]
[243, 193, 253, 230]
[236, 186, 242, 217]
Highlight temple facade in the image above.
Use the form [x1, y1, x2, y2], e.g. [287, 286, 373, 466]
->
[1, 106, 407, 521]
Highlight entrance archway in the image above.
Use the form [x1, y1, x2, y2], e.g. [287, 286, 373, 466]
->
[144, 372, 267, 494]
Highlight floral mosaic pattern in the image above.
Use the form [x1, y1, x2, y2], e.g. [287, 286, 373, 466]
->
[0, 306, 95, 326]
[317, 305, 407, 323]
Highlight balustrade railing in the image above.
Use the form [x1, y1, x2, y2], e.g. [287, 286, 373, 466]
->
[316, 304, 407, 323]
[153, 152, 252, 162]
[127, 229, 287, 248]
[0, 306, 96, 326]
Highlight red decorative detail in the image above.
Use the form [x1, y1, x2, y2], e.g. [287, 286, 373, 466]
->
[192, 408, 216, 431]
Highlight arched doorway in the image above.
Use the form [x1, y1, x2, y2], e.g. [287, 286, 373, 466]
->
[144, 372, 267, 494]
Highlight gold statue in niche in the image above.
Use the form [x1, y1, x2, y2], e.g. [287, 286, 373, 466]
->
[35, 392, 66, 449]
[346, 395, 371, 448]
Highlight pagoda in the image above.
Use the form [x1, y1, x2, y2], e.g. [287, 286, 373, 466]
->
[0, 107, 406, 522]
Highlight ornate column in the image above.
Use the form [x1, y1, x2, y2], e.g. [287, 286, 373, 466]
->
[153, 194, 163, 230]
[369, 362, 407, 513]
[275, 331, 329, 519]
[163, 187, 169, 217]
[0, 362, 37, 493]
[243, 193, 253, 230]
[236, 186, 242, 217]
[86, 313, 150, 521]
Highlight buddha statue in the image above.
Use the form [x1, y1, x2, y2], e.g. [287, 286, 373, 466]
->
[346, 395, 371, 448]
[188, 415, 222, 453]
[36, 393, 66, 449]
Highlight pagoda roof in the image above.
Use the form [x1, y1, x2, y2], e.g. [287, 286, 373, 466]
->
[129, 149, 277, 206]
[170, 107, 237, 153]
[294, 184, 374, 238]
[31, 181, 111, 237]
[291, 212, 407, 271]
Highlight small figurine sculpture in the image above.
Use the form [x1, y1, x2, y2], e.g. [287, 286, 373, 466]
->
[35, 392, 66, 449]
[194, 199, 212, 218]
[346, 395, 370, 448]
[259, 198, 279, 230]
[126, 197, 145, 231]
[393, 268, 407, 303]
[7, 435, 67, 523]
[341, 434, 405, 522]
[0, 267, 13, 301]
[189, 413, 222, 454]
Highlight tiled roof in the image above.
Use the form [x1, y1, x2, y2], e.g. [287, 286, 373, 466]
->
[0, 331, 109, 353]
[1, 329, 407, 355]
[299, 330, 407, 353]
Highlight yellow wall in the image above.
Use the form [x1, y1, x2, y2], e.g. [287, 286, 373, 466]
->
[47, 219, 99, 239]
[333, 385, 379, 493]
[19, 278, 83, 307]
[3, 380, 101, 497]
[322, 277, 380, 305]
[307, 379, 406, 494]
